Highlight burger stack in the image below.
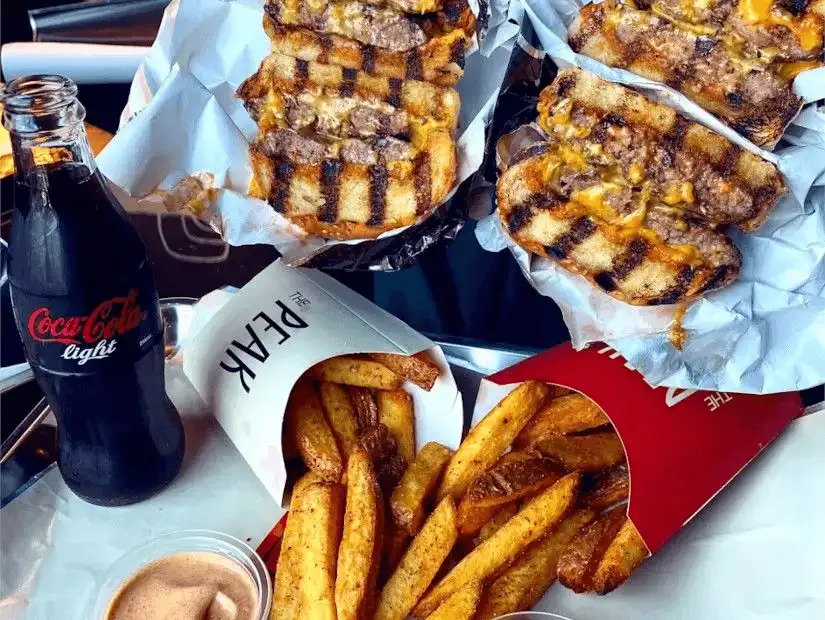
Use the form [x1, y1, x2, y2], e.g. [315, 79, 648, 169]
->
[237, 0, 476, 239]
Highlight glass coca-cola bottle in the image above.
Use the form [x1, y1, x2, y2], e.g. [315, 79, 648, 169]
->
[3, 75, 185, 506]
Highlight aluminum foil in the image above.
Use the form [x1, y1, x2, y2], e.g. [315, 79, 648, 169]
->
[475, 13, 825, 394]
[96, 0, 523, 270]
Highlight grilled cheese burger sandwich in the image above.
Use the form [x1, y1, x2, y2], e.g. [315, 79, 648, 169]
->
[497, 69, 786, 305]
[238, 0, 472, 239]
[569, 0, 817, 147]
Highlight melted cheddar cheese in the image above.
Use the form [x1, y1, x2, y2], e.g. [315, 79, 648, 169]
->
[738, 0, 823, 52]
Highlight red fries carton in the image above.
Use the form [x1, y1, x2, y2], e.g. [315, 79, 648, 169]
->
[477, 343, 802, 553]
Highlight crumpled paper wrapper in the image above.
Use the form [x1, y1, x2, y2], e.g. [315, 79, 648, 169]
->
[476, 7, 825, 394]
[96, 0, 522, 269]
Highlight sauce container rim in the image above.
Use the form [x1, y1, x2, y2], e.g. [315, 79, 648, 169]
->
[87, 529, 272, 620]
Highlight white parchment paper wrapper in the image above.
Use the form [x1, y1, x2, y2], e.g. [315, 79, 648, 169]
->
[181, 260, 464, 505]
[476, 3, 825, 394]
[96, 0, 522, 265]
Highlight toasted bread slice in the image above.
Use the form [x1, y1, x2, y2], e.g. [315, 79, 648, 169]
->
[262, 18, 469, 86]
[569, 2, 804, 147]
[537, 69, 786, 231]
[497, 141, 742, 305]
[238, 52, 460, 131]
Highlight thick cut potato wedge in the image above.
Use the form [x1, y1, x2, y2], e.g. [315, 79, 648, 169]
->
[309, 356, 402, 389]
[514, 394, 611, 448]
[415, 472, 581, 616]
[536, 432, 625, 472]
[457, 450, 564, 536]
[391, 442, 453, 535]
[437, 381, 551, 501]
[476, 509, 596, 620]
[272, 474, 344, 620]
[287, 380, 343, 482]
[318, 381, 360, 458]
[475, 503, 519, 545]
[592, 519, 649, 594]
[336, 447, 384, 620]
[349, 386, 379, 431]
[370, 351, 440, 391]
[377, 389, 416, 464]
[424, 580, 482, 620]
[374, 496, 458, 620]
[581, 464, 630, 510]
[557, 507, 627, 593]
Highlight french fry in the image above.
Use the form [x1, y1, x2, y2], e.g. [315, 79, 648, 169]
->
[476, 509, 596, 620]
[437, 381, 551, 501]
[592, 519, 649, 594]
[272, 473, 344, 620]
[377, 389, 416, 464]
[318, 381, 360, 458]
[309, 356, 402, 389]
[288, 380, 343, 482]
[557, 507, 627, 593]
[581, 464, 630, 510]
[457, 450, 564, 536]
[370, 351, 440, 391]
[414, 472, 581, 616]
[391, 442, 453, 535]
[475, 503, 519, 545]
[536, 432, 625, 472]
[335, 448, 383, 620]
[374, 497, 459, 620]
[424, 580, 483, 620]
[349, 387, 379, 431]
[514, 393, 611, 448]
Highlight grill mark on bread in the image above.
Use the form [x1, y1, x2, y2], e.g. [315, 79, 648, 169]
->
[270, 161, 294, 213]
[295, 59, 310, 91]
[545, 216, 596, 260]
[362, 45, 376, 75]
[320, 159, 342, 223]
[414, 152, 432, 214]
[698, 264, 733, 293]
[386, 77, 403, 107]
[594, 238, 649, 292]
[368, 164, 388, 226]
[406, 48, 423, 80]
[319, 36, 333, 63]
[449, 37, 466, 69]
[648, 265, 695, 305]
[265, 1, 280, 22]
[340, 67, 357, 98]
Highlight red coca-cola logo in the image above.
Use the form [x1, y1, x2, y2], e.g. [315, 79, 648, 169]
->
[27, 289, 148, 345]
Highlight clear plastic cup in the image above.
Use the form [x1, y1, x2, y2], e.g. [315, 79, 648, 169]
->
[87, 530, 272, 620]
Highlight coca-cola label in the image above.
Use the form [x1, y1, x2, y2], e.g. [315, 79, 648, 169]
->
[13, 263, 162, 371]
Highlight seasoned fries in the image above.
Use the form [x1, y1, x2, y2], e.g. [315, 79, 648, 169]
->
[335, 448, 383, 620]
[476, 509, 597, 620]
[557, 507, 628, 593]
[309, 356, 402, 390]
[536, 432, 625, 472]
[377, 389, 416, 464]
[514, 393, 611, 448]
[318, 381, 361, 458]
[437, 381, 550, 501]
[273, 375, 650, 618]
[592, 519, 649, 594]
[582, 464, 630, 510]
[375, 497, 459, 620]
[457, 449, 563, 536]
[415, 472, 581, 616]
[370, 351, 440, 391]
[391, 442, 453, 535]
[425, 580, 482, 620]
[272, 473, 343, 620]
[287, 380, 343, 482]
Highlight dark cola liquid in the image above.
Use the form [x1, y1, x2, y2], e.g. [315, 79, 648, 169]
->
[9, 163, 184, 506]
